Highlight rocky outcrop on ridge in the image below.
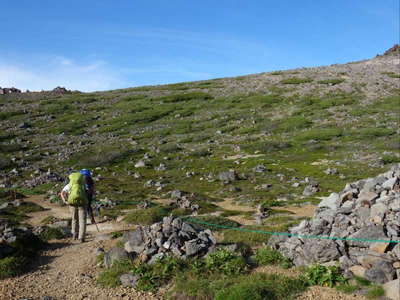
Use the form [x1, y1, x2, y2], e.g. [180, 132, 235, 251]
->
[0, 87, 21, 95]
[269, 164, 400, 284]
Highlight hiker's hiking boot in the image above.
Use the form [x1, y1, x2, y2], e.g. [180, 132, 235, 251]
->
[80, 237, 85, 243]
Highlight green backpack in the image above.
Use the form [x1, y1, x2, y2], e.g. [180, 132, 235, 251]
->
[67, 172, 88, 207]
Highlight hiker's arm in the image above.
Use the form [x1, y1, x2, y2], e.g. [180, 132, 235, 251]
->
[60, 191, 68, 204]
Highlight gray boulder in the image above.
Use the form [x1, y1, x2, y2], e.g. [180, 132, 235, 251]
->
[104, 247, 129, 268]
[365, 260, 396, 284]
[303, 239, 341, 263]
[318, 193, 339, 210]
[218, 170, 238, 183]
[185, 239, 205, 256]
[348, 225, 387, 247]
[123, 227, 145, 254]
[120, 273, 138, 287]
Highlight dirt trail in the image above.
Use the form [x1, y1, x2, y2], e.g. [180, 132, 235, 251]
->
[0, 195, 160, 300]
[0, 196, 366, 300]
[25, 195, 129, 234]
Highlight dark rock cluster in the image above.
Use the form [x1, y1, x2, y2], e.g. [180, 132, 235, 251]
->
[170, 190, 199, 213]
[103, 217, 216, 268]
[24, 170, 64, 188]
[0, 87, 21, 95]
[269, 164, 400, 284]
[0, 219, 35, 258]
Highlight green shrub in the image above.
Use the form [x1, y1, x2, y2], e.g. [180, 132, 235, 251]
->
[382, 71, 400, 78]
[366, 285, 385, 299]
[302, 264, 347, 287]
[270, 71, 284, 75]
[0, 110, 24, 121]
[279, 116, 312, 132]
[0, 201, 44, 223]
[335, 283, 359, 294]
[222, 226, 270, 246]
[69, 146, 139, 168]
[215, 279, 275, 300]
[295, 128, 342, 141]
[242, 140, 292, 154]
[214, 273, 307, 300]
[220, 210, 243, 217]
[357, 127, 395, 138]
[110, 231, 124, 239]
[381, 155, 400, 164]
[205, 249, 248, 275]
[245, 94, 283, 108]
[123, 207, 169, 225]
[0, 143, 24, 153]
[254, 247, 293, 268]
[97, 259, 133, 287]
[280, 77, 313, 84]
[38, 227, 66, 241]
[317, 79, 345, 85]
[189, 148, 211, 157]
[0, 256, 28, 279]
[196, 201, 221, 214]
[354, 276, 372, 286]
[0, 155, 12, 170]
[132, 256, 187, 291]
[158, 92, 213, 103]
[159, 143, 182, 153]
[187, 216, 240, 231]
[169, 208, 191, 217]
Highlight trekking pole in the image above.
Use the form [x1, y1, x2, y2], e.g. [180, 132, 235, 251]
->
[90, 210, 100, 232]
[93, 217, 100, 232]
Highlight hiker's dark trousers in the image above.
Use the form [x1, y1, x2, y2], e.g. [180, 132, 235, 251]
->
[69, 206, 87, 240]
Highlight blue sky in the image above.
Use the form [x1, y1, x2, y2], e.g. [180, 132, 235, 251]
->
[1, 0, 398, 91]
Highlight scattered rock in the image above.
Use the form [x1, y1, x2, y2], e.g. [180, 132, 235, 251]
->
[218, 170, 238, 183]
[119, 274, 138, 288]
[303, 182, 320, 196]
[103, 247, 129, 268]
[383, 279, 400, 300]
[134, 160, 146, 168]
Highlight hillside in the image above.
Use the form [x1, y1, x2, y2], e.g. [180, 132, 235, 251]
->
[0, 46, 399, 299]
[1, 46, 399, 205]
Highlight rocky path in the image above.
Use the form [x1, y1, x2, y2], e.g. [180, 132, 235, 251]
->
[0, 196, 369, 300]
[0, 195, 160, 300]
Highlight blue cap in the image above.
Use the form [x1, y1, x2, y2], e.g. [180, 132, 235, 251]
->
[80, 169, 91, 177]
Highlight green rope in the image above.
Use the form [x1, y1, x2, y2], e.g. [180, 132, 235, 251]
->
[181, 217, 400, 244]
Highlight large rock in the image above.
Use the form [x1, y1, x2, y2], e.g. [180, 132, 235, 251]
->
[104, 247, 129, 268]
[349, 265, 367, 278]
[383, 279, 400, 300]
[318, 193, 339, 210]
[302, 239, 341, 263]
[347, 225, 387, 247]
[364, 260, 396, 284]
[218, 170, 238, 183]
[124, 227, 146, 254]
[120, 274, 138, 287]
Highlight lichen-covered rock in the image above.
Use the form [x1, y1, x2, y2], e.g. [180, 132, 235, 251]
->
[269, 164, 400, 284]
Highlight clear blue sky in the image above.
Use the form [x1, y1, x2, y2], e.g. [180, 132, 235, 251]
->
[1, 0, 398, 91]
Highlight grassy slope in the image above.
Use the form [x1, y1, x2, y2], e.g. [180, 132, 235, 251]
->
[0, 56, 399, 216]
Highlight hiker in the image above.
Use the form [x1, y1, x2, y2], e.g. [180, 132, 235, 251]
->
[79, 169, 96, 224]
[60, 172, 88, 242]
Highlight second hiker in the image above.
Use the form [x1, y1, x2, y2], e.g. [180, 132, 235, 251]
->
[79, 169, 96, 224]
